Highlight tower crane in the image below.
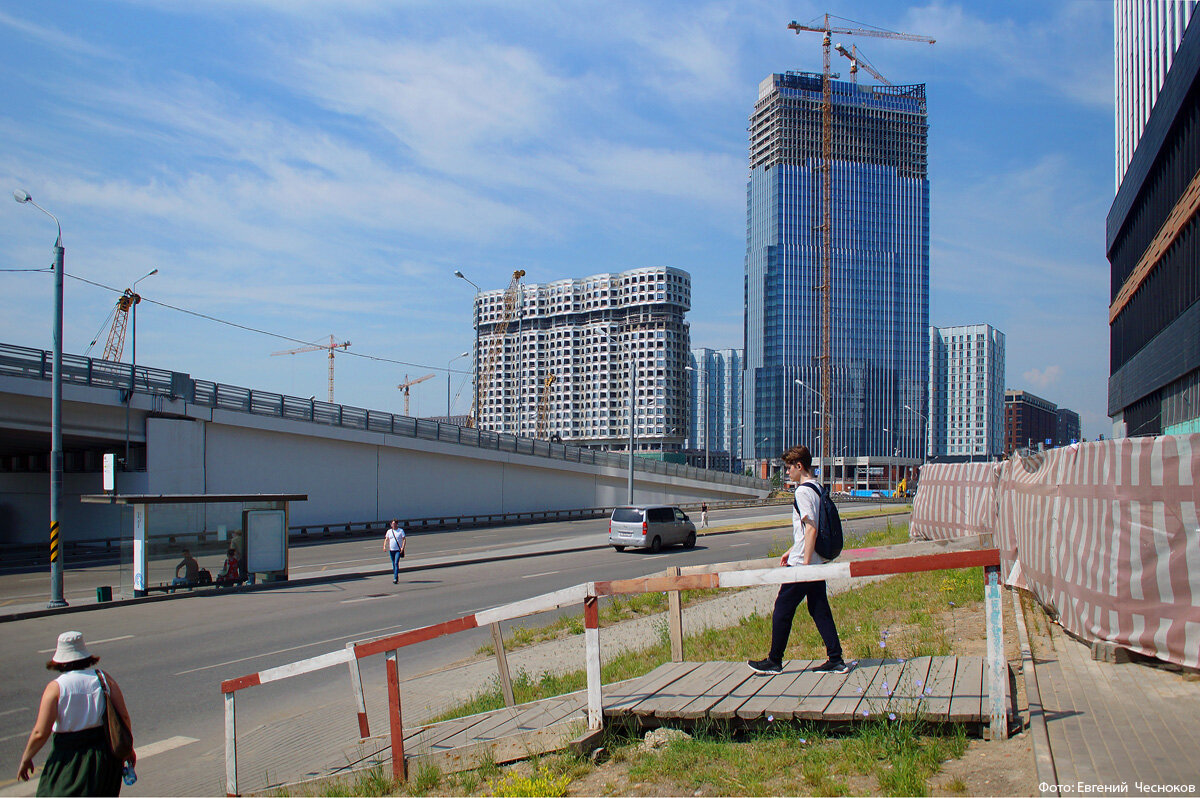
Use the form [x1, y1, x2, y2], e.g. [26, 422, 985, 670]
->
[787, 14, 933, 477]
[536, 373, 555, 439]
[397, 373, 434, 416]
[271, 335, 351, 403]
[833, 43, 892, 86]
[100, 291, 138, 362]
[471, 269, 526, 428]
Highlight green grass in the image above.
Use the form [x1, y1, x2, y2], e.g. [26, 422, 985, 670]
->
[281, 518, 988, 796]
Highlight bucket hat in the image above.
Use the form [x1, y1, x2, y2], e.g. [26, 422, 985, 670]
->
[50, 631, 93, 665]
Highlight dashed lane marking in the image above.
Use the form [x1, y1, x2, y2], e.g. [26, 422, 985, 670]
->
[38, 634, 134, 654]
[522, 570, 559, 579]
[136, 735, 199, 758]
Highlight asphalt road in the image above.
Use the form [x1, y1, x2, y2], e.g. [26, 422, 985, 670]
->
[0, 503, 906, 796]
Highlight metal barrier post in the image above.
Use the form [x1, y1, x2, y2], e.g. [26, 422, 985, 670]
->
[984, 563, 1007, 740]
[385, 649, 407, 782]
[490, 622, 516, 707]
[583, 590, 602, 731]
[224, 691, 238, 796]
[346, 643, 370, 738]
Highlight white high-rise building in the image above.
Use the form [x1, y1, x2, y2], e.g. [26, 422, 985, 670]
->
[687, 348, 743, 471]
[1115, 0, 1198, 186]
[474, 267, 690, 452]
[928, 324, 1006, 460]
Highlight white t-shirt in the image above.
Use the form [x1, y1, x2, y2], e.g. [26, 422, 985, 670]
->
[787, 480, 827, 566]
[384, 527, 406, 551]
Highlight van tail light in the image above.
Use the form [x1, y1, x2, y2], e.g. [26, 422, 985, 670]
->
[608, 521, 611, 536]
[642, 520, 648, 536]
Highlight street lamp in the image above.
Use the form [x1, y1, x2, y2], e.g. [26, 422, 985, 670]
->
[453, 270, 481, 427]
[796, 379, 825, 484]
[15, 188, 67, 608]
[684, 365, 709, 471]
[124, 268, 157, 469]
[598, 330, 635, 504]
[446, 351, 470, 418]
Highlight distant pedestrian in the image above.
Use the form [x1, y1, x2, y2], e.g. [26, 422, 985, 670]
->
[700, 503, 709, 528]
[384, 519, 406, 584]
[748, 444, 849, 676]
[215, 548, 240, 587]
[170, 547, 199, 592]
[17, 631, 135, 795]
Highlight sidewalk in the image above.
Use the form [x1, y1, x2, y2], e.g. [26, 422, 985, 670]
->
[1018, 597, 1200, 795]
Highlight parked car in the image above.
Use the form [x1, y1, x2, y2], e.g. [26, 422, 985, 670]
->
[608, 505, 696, 552]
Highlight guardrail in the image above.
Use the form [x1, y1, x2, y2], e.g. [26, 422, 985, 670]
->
[218, 534, 1002, 795]
[0, 341, 769, 491]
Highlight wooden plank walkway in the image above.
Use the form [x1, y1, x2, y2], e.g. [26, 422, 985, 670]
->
[393, 656, 1008, 774]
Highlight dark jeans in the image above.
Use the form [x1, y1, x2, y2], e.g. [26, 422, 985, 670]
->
[768, 580, 842, 663]
[389, 549, 402, 581]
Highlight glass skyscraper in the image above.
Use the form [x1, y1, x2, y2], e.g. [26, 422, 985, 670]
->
[743, 72, 930, 469]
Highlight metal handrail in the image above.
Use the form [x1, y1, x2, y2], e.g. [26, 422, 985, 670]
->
[0, 342, 770, 490]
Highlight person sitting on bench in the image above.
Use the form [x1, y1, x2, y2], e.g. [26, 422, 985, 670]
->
[215, 548, 241, 586]
[170, 548, 200, 592]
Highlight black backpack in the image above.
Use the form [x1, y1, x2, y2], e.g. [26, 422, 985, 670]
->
[794, 482, 844, 560]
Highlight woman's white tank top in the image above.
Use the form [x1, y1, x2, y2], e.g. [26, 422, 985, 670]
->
[54, 669, 105, 732]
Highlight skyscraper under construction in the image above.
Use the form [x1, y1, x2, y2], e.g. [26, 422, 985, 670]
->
[743, 72, 929, 482]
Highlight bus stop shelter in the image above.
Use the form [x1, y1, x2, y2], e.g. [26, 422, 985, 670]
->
[80, 493, 307, 597]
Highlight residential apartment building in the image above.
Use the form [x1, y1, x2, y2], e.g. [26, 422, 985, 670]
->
[1004, 390, 1059, 455]
[742, 72, 929, 476]
[687, 348, 743, 471]
[473, 267, 691, 452]
[928, 324, 1006, 461]
[1109, 3, 1200, 437]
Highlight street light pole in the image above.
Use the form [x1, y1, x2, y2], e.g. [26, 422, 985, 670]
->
[15, 188, 67, 608]
[453, 271, 481, 427]
[446, 351, 469, 418]
[796, 379, 825, 485]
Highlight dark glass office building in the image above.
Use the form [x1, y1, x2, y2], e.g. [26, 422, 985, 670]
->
[743, 72, 930, 468]
[1108, 14, 1200, 437]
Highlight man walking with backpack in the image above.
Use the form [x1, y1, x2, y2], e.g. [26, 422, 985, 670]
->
[748, 444, 850, 675]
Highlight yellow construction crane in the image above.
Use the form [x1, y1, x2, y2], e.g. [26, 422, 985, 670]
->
[787, 14, 933, 470]
[271, 334, 351, 403]
[536, 373, 555, 439]
[470, 269, 525, 428]
[397, 373, 434, 416]
[833, 43, 893, 86]
[100, 291, 138, 362]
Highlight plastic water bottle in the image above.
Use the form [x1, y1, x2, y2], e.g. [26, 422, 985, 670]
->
[122, 763, 137, 786]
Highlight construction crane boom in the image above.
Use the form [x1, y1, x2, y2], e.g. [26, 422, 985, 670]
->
[272, 334, 351, 403]
[788, 13, 933, 478]
[100, 291, 139, 362]
[471, 269, 526, 428]
[834, 43, 893, 86]
[536, 373, 555, 439]
[397, 373, 435, 416]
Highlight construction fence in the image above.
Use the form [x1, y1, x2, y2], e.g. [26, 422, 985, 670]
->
[910, 434, 1200, 669]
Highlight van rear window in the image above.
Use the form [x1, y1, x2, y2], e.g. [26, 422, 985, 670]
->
[611, 508, 643, 523]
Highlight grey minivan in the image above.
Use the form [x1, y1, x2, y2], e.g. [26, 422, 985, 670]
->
[608, 505, 696, 552]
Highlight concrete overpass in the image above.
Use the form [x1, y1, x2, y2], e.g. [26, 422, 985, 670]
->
[0, 343, 770, 545]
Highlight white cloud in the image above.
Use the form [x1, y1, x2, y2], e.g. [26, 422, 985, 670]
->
[1022, 365, 1062, 391]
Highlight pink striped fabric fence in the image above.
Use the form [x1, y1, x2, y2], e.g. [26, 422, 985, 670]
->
[911, 435, 1200, 669]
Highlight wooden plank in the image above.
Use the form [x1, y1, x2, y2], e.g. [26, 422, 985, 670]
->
[947, 656, 984, 723]
[708, 665, 780, 720]
[919, 656, 958, 721]
[405, 717, 586, 776]
[428, 708, 524, 751]
[603, 661, 698, 715]
[884, 656, 933, 718]
[630, 662, 716, 718]
[647, 662, 735, 719]
[823, 659, 882, 721]
[736, 660, 816, 720]
[474, 583, 589, 627]
[675, 664, 757, 720]
[777, 666, 840, 721]
[857, 658, 907, 721]
[490, 623, 515, 708]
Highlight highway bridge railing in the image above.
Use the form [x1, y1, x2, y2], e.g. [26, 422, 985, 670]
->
[0, 342, 768, 491]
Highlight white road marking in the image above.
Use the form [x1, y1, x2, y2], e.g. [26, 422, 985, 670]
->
[0, 730, 31, 743]
[522, 570, 559, 579]
[136, 735, 199, 758]
[173, 621, 410, 676]
[0, 708, 27, 717]
[37, 634, 134, 654]
[730, 543, 755, 547]
[341, 595, 389, 604]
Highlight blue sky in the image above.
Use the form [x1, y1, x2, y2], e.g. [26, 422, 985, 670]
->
[1, 1, 1112, 437]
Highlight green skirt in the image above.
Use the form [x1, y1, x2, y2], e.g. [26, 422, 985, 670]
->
[37, 726, 122, 797]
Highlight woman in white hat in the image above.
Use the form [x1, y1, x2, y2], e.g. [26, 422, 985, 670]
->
[16, 631, 135, 795]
